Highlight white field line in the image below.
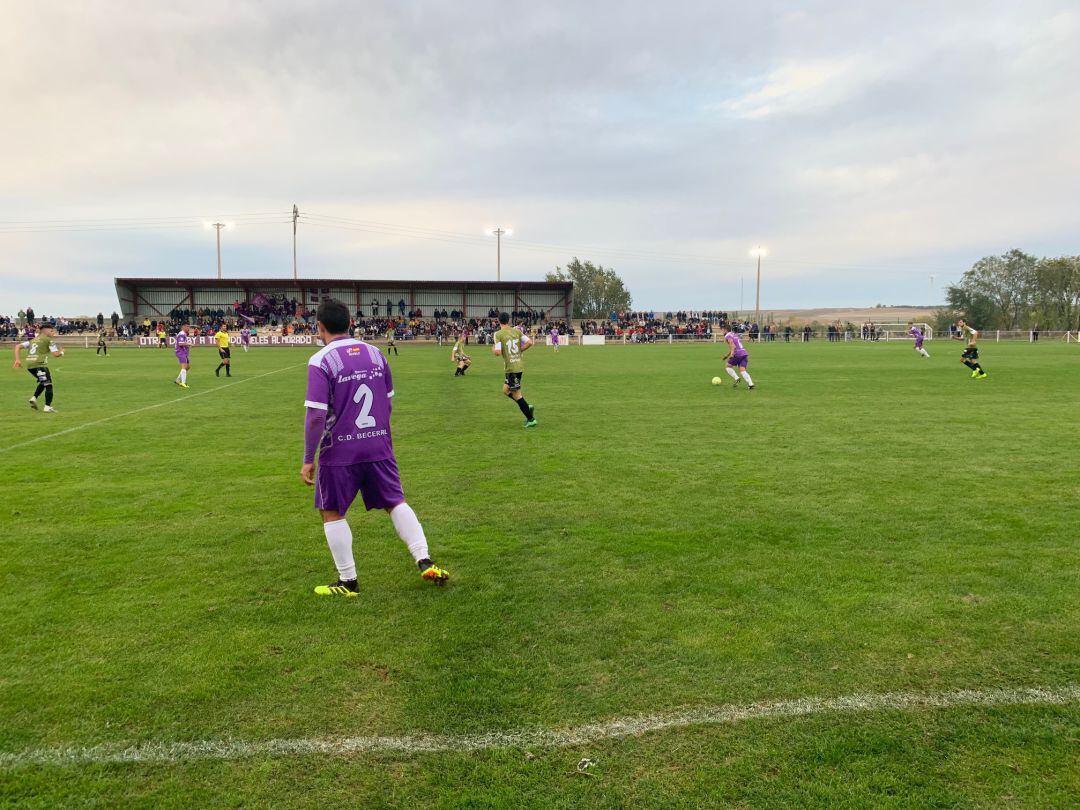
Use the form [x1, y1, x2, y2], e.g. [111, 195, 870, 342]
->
[1, 684, 1075, 769]
[0, 363, 305, 453]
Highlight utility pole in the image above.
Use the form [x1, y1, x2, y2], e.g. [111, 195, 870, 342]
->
[292, 204, 300, 281]
[212, 222, 226, 279]
[750, 246, 766, 325]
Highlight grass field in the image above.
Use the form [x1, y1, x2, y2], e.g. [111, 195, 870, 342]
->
[1, 339, 1078, 807]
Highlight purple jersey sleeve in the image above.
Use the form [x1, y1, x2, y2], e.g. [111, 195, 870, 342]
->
[303, 362, 331, 463]
[303, 408, 326, 464]
[305, 362, 331, 410]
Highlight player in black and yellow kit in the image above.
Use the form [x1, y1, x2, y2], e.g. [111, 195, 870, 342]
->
[953, 320, 988, 379]
[13, 326, 64, 412]
[96, 330, 109, 356]
[214, 325, 232, 377]
[452, 335, 472, 376]
[492, 312, 537, 427]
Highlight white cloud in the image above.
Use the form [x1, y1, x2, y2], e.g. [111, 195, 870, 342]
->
[720, 58, 864, 120]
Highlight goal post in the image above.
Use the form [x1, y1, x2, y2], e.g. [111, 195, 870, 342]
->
[871, 322, 933, 341]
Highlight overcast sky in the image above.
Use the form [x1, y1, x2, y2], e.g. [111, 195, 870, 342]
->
[2, 0, 1078, 315]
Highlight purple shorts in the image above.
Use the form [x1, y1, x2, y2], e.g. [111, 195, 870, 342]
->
[727, 352, 749, 368]
[914, 338, 924, 348]
[315, 457, 405, 515]
[176, 351, 190, 364]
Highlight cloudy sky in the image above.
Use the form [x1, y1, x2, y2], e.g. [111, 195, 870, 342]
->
[2, 0, 1078, 315]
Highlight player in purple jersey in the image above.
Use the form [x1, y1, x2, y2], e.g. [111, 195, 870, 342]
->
[240, 327, 251, 352]
[908, 322, 930, 358]
[550, 328, 560, 353]
[300, 299, 449, 597]
[173, 324, 192, 388]
[723, 329, 755, 390]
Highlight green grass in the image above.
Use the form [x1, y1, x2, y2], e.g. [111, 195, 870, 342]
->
[1, 339, 1078, 807]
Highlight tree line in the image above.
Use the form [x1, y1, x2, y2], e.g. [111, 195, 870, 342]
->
[549, 249, 1080, 331]
[940, 249, 1080, 332]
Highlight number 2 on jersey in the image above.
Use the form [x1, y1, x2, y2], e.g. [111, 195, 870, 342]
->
[353, 384, 377, 429]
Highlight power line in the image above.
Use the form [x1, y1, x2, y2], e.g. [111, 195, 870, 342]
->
[0, 219, 292, 235]
[0, 211, 292, 235]
[0, 207, 968, 277]
[0, 211, 290, 225]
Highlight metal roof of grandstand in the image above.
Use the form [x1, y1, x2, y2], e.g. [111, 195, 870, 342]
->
[114, 278, 571, 289]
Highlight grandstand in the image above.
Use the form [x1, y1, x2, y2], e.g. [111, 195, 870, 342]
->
[113, 277, 573, 324]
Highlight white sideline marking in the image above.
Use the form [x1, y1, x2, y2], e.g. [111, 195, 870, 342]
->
[0, 363, 305, 453]
[0, 684, 1075, 769]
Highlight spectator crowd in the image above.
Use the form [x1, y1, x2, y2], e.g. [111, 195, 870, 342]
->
[3, 300, 877, 346]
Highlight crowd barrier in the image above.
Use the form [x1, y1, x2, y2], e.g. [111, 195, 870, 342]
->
[4, 330, 1078, 349]
[574, 330, 1080, 345]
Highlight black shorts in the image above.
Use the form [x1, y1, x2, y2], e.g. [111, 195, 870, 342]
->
[219, 347, 231, 359]
[504, 372, 523, 391]
[962, 347, 979, 360]
[27, 366, 52, 386]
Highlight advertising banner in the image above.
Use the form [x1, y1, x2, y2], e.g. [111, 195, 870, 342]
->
[137, 335, 320, 348]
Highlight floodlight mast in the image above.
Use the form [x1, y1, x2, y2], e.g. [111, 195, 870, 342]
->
[203, 220, 234, 279]
[489, 227, 513, 281]
[212, 222, 227, 279]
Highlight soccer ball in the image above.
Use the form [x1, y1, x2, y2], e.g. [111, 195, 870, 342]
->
[711, 376, 722, 385]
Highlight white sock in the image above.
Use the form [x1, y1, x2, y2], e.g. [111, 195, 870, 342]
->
[179, 369, 187, 384]
[390, 503, 429, 562]
[741, 370, 754, 386]
[725, 367, 739, 382]
[323, 519, 356, 581]
[243, 345, 248, 352]
[920, 348, 930, 358]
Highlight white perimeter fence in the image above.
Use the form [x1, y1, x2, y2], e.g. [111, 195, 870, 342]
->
[5, 329, 1079, 349]
[571, 330, 1080, 345]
